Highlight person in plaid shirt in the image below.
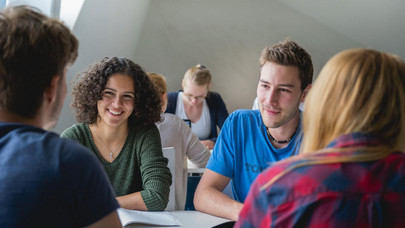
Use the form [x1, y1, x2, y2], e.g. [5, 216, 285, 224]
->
[235, 48, 405, 227]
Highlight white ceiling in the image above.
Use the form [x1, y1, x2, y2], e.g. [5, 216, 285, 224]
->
[278, 0, 405, 58]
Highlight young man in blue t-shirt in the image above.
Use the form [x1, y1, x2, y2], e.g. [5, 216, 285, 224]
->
[194, 39, 314, 221]
[0, 6, 121, 227]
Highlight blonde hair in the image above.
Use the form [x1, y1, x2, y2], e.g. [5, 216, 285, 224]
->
[302, 49, 405, 153]
[148, 72, 167, 95]
[181, 64, 211, 89]
[261, 48, 405, 190]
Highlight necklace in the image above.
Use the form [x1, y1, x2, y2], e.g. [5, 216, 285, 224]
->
[266, 128, 297, 144]
[93, 132, 124, 160]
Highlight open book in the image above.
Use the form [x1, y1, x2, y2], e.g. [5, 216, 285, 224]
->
[117, 208, 182, 227]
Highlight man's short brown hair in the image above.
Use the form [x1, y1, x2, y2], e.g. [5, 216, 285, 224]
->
[0, 5, 78, 117]
[260, 39, 313, 90]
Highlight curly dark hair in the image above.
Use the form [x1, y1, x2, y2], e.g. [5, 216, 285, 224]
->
[71, 57, 162, 126]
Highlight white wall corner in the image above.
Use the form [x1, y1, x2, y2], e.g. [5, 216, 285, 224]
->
[59, 0, 85, 29]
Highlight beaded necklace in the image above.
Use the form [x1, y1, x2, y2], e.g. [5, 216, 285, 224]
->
[266, 127, 297, 144]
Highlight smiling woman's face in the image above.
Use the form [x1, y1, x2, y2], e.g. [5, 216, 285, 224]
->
[97, 73, 135, 128]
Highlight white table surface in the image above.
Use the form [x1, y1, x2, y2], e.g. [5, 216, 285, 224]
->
[125, 210, 231, 228]
[187, 167, 206, 174]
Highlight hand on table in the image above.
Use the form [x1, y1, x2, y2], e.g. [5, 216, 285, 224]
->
[201, 140, 215, 150]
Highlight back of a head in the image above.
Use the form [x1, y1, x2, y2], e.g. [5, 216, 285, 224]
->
[260, 39, 313, 91]
[302, 48, 405, 154]
[148, 72, 167, 95]
[182, 64, 211, 88]
[0, 5, 78, 118]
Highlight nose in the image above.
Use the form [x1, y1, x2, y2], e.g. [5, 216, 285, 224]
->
[265, 89, 278, 105]
[191, 97, 198, 104]
[112, 96, 123, 106]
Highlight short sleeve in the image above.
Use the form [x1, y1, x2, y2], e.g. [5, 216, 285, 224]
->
[206, 111, 236, 178]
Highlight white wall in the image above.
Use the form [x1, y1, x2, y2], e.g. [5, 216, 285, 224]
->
[280, 0, 405, 58]
[6, 0, 53, 15]
[54, 0, 150, 133]
[60, 0, 85, 29]
[54, 0, 405, 133]
[132, 0, 361, 114]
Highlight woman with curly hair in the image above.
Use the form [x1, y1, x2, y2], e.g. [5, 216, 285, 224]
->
[61, 57, 171, 211]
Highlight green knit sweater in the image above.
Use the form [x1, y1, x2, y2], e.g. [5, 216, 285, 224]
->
[61, 123, 171, 211]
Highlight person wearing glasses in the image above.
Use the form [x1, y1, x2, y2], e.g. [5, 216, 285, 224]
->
[61, 57, 171, 211]
[148, 72, 211, 210]
[165, 64, 229, 150]
[236, 49, 405, 227]
[194, 39, 313, 221]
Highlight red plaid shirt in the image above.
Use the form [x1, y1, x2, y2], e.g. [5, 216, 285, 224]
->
[235, 133, 405, 228]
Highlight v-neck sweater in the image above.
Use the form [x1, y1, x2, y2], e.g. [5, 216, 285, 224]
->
[61, 123, 171, 211]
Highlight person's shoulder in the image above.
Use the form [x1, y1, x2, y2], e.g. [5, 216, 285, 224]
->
[164, 113, 189, 126]
[131, 122, 160, 138]
[58, 133, 92, 155]
[61, 123, 87, 134]
[0, 122, 45, 137]
[162, 113, 181, 122]
[60, 123, 88, 139]
[27, 129, 94, 164]
[134, 122, 159, 130]
[166, 92, 180, 113]
[56, 137, 104, 178]
[207, 91, 224, 100]
[208, 91, 221, 97]
[167, 91, 179, 98]
[157, 113, 191, 134]
[229, 109, 260, 119]
[255, 157, 298, 188]
[220, 109, 260, 128]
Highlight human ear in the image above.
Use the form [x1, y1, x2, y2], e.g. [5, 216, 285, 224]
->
[44, 75, 60, 104]
[162, 93, 168, 112]
[300, 84, 312, 103]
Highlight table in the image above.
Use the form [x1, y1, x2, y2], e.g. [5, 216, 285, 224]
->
[126, 210, 231, 228]
[187, 167, 205, 175]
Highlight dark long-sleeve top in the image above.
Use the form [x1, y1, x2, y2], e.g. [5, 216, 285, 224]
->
[165, 91, 229, 142]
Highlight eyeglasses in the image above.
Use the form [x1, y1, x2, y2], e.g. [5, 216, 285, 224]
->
[184, 93, 206, 102]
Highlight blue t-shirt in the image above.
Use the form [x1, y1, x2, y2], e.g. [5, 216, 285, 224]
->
[206, 109, 302, 202]
[0, 123, 119, 227]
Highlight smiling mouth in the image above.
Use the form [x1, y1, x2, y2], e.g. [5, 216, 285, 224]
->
[263, 107, 281, 115]
[108, 109, 123, 116]
[267, 110, 280, 115]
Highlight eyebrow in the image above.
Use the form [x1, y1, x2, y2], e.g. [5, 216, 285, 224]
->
[104, 87, 135, 95]
[184, 92, 206, 97]
[259, 79, 296, 88]
[183, 90, 207, 97]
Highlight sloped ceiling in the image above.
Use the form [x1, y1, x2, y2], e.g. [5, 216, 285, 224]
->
[53, 0, 405, 132]
[278, 0, 405, 58]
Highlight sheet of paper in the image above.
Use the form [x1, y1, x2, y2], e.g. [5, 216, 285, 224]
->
[117, 208, 182, 227]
